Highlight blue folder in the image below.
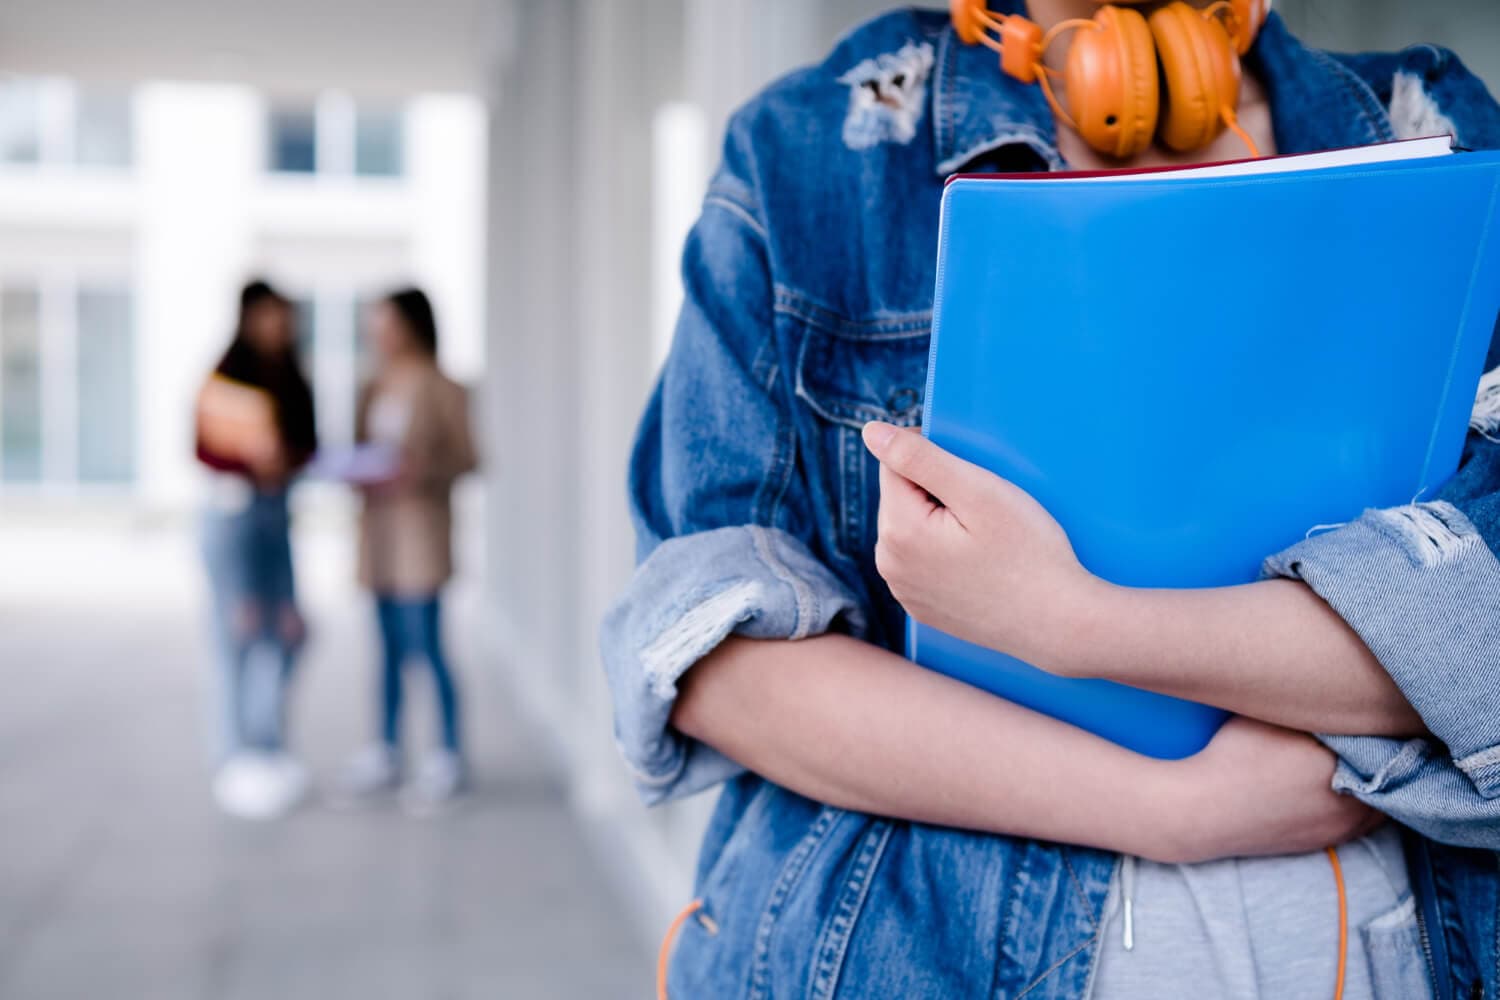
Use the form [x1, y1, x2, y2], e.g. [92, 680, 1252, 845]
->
[910, 145, 1500, 759]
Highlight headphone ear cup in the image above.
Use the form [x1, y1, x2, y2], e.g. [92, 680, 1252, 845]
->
[1064, 5, 1159, 159]
[1149, 1, 1242, 152]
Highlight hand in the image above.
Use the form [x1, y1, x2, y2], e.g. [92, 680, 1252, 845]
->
[1153, 716, 1381, 864]
[245, 437, 289, 486]
[862, 421, 1102, 669]
[361, 463, 410, 498]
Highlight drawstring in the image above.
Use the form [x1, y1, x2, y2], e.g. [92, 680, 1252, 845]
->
[1116, 850, 1346, 1000]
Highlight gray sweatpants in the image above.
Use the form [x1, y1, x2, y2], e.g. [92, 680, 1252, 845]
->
[1090, 826, 1429, 1000]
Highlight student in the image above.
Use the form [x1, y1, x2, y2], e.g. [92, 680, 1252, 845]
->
[603, 3, 1500, 997]
[196, 279, 317, 820]
[335, 288, 477, 815]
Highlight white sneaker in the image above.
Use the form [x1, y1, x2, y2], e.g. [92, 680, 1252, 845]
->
[399, 750, 466, 817]
[213, 752, 307, 820]
[329, 744, 401, 807]
[268, 752, 310, 808]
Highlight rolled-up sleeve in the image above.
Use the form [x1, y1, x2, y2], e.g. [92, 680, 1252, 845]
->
[601, 526, 862, 804]
[1262, 379, 1500, 846]
[599, 140, 865, 805]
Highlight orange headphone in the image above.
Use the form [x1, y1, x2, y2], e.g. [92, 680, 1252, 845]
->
[951, 0, 1269, 159]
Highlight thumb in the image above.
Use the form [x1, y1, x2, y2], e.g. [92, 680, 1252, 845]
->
[862, 422, 986, 512]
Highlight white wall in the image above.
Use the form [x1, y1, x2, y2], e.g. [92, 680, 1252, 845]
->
[1278, 0, 1500, 88]
[0, 0, 499, 97]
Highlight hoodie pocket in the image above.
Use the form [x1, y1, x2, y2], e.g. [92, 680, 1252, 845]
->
[1361, 896, 1435, 1000]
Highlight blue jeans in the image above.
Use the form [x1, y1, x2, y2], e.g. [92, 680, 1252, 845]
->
[201, 489, 300, 760]
[375, 595, 462, 753]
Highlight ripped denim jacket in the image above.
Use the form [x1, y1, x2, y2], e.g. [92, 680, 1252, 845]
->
[602, 7, 1500, 997]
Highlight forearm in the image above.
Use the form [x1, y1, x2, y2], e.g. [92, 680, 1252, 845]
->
[673, 633, 1362, 863]
[1058, 578, 1423, 737]
[676, 635, 1184, 857]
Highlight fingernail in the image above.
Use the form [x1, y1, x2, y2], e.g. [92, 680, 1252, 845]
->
[862, 421, 897, 454]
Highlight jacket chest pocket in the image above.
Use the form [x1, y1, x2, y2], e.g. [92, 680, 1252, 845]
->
[793, 320, 929, 563]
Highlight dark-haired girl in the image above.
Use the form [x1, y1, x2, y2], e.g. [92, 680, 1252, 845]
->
[196, 279, 316, 819]
[335, 288, 477, 815]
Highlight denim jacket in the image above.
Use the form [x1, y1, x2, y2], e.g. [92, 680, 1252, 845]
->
[601, 6, 1500, 997]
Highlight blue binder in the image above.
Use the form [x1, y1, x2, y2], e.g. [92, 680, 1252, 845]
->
[910, 142, 1500, 759]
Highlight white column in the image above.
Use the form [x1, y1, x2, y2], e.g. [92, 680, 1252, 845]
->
[478, 0, 900, 942]
[572, 0, 680, 818]
[483, 0, 587, 734]
[683, 0, 822, 163]
[135, 83, 260, 509]
[408, 94, 488, 383]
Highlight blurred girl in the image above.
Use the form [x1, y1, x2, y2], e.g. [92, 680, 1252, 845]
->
[336, 288, 477, 814]
[195, 279, 316, 819]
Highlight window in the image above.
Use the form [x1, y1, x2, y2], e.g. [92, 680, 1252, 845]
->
[354, 108, 403, 177]
[0, 282, 137, 489]
[76, 286, 134, 483]
[0, 78, 42, 164]
[268, 105, 318, 173]
[0, 78, 133, 168]
[266, 98, 405, 178]
[74, 91, 133, 168]
[1, 287, 43, 482]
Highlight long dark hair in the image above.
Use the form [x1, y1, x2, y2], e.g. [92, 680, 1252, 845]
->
[214, 279, 317, 460]
[384, 287, 439, 358]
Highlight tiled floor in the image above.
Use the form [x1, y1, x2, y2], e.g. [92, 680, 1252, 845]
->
[0, 511, 651, 999]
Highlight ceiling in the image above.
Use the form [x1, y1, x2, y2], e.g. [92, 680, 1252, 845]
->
[0, 0, 504, 97]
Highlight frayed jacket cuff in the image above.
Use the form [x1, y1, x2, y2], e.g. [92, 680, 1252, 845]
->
[599, 525, 864, 805]
[1321, 734, 1500, 850]
[1263, 502, 1500, 800]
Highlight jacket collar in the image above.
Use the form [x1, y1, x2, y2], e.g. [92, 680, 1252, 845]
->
[930, 7, 1394, 177]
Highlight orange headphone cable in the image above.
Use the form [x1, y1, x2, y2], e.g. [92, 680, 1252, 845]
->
[1040, 16, 1101, 51]
[1326, 846, 1348, 1000]
[1037, 66, 1083, 134]
[1220, 104, 1262, 158]
[1029, 18, 1103, 139]
[657, 899, 705, 1000]
[971, 12, 1095, 65]
[970, 6, 1009, 40]
[976, 31, 1007, 58]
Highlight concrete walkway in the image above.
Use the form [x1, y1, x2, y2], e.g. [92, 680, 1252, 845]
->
[0, 509, 651, 999]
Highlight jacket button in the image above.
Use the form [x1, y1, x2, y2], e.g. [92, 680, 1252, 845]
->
[887, 387, 920, 416]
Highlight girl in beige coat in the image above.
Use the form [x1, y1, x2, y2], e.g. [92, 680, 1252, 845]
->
[335, 288, 477, 814]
